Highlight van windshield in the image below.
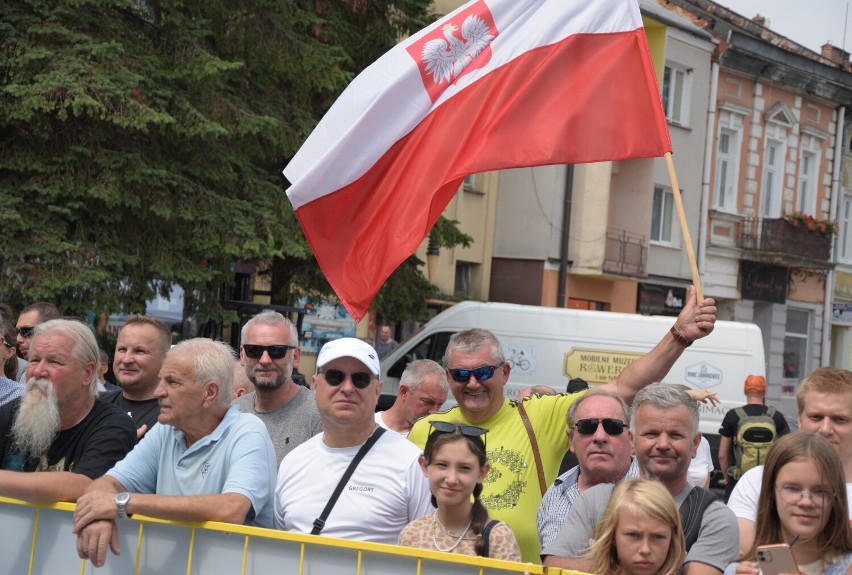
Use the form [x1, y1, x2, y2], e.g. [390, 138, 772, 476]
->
[386, 331, 453, 378]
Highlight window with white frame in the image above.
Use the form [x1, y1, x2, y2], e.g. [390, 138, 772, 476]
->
[841, 192, 852, 263]
[454, 262, 471, 295]
[797, 151, 816, 214]
[783, 309, 810, 395]
[662, 64, 689, 126]
[797, 134, 821, 214]
[761, 138, 784, 217]
[715, 132, 736, 210]
[463, 174, 475, 192]
[714, 109, 744, 211]
[651, 186, 673, 243]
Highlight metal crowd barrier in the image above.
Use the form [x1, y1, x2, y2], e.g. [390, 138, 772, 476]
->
[0, 497, 589, 575]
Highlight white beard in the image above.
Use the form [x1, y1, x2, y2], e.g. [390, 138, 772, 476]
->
[12, 377, 60, 457]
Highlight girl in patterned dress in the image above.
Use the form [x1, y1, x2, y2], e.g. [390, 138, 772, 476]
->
[398, 421, 521, 561]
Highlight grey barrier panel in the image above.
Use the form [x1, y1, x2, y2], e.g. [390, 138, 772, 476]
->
[1, 500, 540, 575]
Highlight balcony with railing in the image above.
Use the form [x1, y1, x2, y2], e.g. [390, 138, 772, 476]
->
[604, 228, 646, 276]
[738, 217, 832, 265]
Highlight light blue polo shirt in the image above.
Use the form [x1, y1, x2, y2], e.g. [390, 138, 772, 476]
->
[108, 404, 276, 527]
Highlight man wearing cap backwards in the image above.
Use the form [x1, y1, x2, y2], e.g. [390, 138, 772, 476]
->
[717, 374, 790, 501]
[274, 338, 432, 544]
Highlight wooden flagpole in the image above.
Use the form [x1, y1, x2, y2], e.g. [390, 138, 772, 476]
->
[664, 152, 703, 301]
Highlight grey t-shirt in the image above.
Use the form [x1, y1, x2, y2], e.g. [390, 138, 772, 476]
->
[542, 482, 739, 571]
[234, 386, 323, 466]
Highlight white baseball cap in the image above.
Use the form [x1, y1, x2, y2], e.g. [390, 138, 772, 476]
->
[316, 338, 381, 376]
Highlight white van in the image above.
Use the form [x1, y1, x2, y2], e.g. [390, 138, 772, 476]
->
[380, 301, 768, 441]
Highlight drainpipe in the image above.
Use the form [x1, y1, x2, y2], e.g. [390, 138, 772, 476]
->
[822, 105, 846, 365]
[698, 62, 720, 274]
[557, 165, 575, 308]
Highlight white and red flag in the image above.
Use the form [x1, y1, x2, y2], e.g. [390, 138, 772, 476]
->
[285, 0, 672, 321]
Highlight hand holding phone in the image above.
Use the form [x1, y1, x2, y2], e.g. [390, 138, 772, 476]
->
[756, 544, 799, 575]
[733, 560, 760, 574]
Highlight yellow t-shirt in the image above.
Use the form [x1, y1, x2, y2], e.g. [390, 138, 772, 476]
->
[408, 392, 582, 563]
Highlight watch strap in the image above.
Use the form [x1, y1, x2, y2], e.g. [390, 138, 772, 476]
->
[670, 326, 693, 347]
[115, 492, 130, 519]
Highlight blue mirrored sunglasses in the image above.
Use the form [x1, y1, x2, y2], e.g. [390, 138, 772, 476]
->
[447, 362, 503, 383]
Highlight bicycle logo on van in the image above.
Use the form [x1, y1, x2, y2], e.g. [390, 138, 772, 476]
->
[684, 362, 723, 388]
[508, 349, 530, 371]
[503, 343, 536, 375]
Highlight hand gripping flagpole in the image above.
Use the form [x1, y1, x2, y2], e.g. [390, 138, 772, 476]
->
[664, 152, 704, 301]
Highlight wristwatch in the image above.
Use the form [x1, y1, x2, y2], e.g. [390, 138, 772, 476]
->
[115, 492, 131, 519]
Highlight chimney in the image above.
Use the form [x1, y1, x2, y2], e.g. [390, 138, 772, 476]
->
[751, 14, 770, 28]
[821, 42, 851, 66]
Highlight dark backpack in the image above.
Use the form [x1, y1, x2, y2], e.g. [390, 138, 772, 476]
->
[679, 486, 718, 550]
[730, 406, 778, 479]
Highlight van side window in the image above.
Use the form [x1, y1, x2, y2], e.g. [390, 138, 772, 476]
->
[387, 332, 453, 378]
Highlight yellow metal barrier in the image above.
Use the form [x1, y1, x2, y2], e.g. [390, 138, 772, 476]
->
[0, 497, 594, 575]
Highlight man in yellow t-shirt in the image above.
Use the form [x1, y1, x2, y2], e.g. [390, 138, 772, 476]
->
[408, 286, 716, 563]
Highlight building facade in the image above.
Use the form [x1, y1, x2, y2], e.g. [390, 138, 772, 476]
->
[408, 1, 852, 407]
[658, 0, 852, 411]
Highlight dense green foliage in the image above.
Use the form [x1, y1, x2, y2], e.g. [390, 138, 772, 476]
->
[1, 0, 459, 324]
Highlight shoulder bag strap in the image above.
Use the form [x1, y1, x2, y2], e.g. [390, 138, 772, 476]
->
[479, 519, 500, 557]
[517, 401, 547, 496]
[679, 486, 718, 549]
[311, 427, 386, 535]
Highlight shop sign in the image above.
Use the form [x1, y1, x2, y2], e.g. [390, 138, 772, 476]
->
[637, 283, 687, 316]
[741, 262, 787, 304]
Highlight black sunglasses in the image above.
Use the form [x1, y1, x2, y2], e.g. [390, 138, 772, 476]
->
[447, 362, 503, 384]
[0, 339, 12, 349]
[429, 421, 488, 437]
[572, 418, 627, 436]
[15, 326, 35, 339]
[322, 369, 373, 389]
[242, 344, 295, 360]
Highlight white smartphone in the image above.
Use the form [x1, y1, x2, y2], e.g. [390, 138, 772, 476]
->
[756, 544, 799, 575]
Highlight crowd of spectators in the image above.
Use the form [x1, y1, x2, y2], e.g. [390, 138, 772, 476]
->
[0, 290, 850, 574]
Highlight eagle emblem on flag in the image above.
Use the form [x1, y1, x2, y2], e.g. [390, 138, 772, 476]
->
[407, 1, 498, 102]
[422, 17, 495, 85]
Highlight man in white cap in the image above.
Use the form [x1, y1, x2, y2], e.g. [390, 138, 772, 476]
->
[274, 338, 431, 544]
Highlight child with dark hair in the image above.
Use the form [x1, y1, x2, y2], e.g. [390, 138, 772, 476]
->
[398, 421, 521, 561]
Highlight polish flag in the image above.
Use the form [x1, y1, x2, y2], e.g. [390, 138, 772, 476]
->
[285, 0, 671, 321]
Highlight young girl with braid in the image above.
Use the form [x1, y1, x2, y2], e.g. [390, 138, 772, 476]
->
[398, 422, 521, 561]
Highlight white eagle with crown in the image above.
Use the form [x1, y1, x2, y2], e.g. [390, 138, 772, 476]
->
[421, 14, 495, 85]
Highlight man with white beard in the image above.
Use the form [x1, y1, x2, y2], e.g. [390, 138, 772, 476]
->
[0, 319, 136, 502]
